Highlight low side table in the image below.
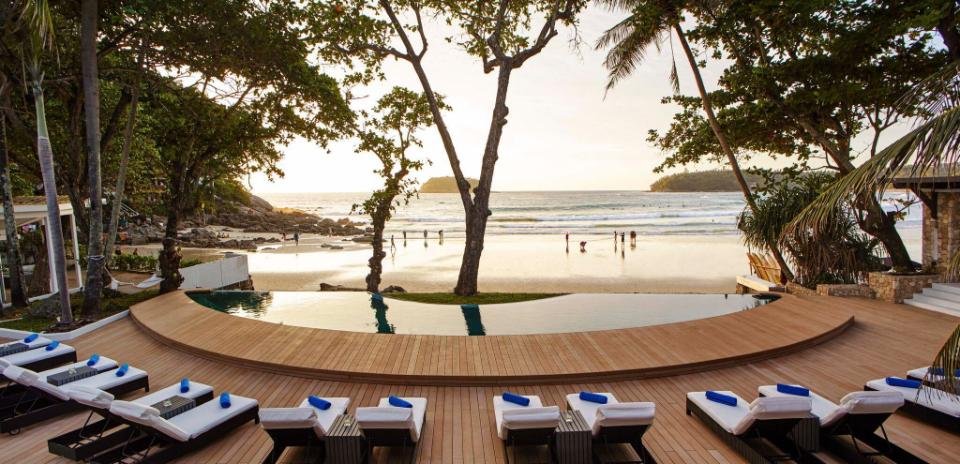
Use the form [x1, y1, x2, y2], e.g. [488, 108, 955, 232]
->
[326, 414, 365, 464]
[555, 410, 591, 464]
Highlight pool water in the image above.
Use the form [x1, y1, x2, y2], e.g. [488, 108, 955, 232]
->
[189, 291, 775, 336]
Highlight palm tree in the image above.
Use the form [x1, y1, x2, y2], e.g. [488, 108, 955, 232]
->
[596, 0, 794, 280]
[19, 0, 72, 323]
[787, 62, 960, 394]
[80, 0, 104, 319]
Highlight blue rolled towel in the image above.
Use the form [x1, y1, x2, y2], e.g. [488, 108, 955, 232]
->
[501, 392, 530, 407]
[886, 377, 921, 389]
[87, 353, 100, 367]
[308, 395, 331, 410]
[579, 391, 608, 404]
[180, 378, 190, 393]
[23, 333, 39, 343]
[45, 340, 60, 351]
[116, 363, 129, 377]
[219, 392, 232, 408]
[776, 384, 809, 396]
[705, 391, 738, 406]
[388, 396, 413, 408]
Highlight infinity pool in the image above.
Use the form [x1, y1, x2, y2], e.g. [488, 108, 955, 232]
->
[189, 291, 775, 336]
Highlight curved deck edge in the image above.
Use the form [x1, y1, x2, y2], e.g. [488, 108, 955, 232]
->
[130, 291, 854, 386]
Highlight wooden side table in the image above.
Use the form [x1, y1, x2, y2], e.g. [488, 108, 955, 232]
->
[326, 414, 365, 464]
[555, 410, 591, 464]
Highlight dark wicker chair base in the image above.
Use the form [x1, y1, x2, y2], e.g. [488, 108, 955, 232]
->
[0, 374, 149, 434]
[48, 390, 213, 461]
[592, 424, 656, 463]
[260, 427, 326, 464]
[502, 427, 555, 464]
[88, 404, 259, 464]
[685, 397, 806, 464]
[864, 385, 959, 433]
[364, 427, 421, 464]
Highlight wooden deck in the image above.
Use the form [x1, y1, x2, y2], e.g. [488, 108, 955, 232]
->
[1, 294, 959, 463]
[129, 292, 854, 385]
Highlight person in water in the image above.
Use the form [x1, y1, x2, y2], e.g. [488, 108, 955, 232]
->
[630, 230, 637, 246]
[579, 241, 587, 252]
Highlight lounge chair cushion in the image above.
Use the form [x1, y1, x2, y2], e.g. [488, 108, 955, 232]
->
[0, 342, 75, 369]
[760, 385, 901, 427]
[165, 394, 258, 442]
[64, 385, 116, 409]
[134, 381, 215, 407]
[566, 392, 617, 432]
[687, 391, 811, 435]
[907, 367, 960, 386]
[567, 392, 654, 434]
[356, 397, 427, 443]
[259, 407, 319, 431]
[501, 407, 561, 437]
[1, 334, 51, 351]
[36, 356, 119, 382]
[298, 397, 349, 435]
[866, 378, 960, 418]
[32, 365, 146, 401]
[110, 400, 191, 442]
[494, 394, 543, 440]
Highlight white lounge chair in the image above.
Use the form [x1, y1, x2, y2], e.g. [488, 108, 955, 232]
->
[0, 359, 148, 433]
[48, 380, 215, 461]
[92, 392, 260, 463]
[0, 340, 77, 373]
[866, 378, 960, 432]
[566, 392, 655, 462]
[258, 396, 351, 464]
[494, 394, 560, 464]
[686, 390, 812, 463]
[759, 384, 917, 462]
[906, 366, 960, 390]
[0, 333, 52, 356]
[355, 396, 427, 463]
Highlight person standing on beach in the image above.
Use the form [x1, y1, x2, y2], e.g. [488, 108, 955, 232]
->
[580, 241, 587, 253]
[630, 230, 636, 246]
[423, 230, 428, 240]
[390, 235, 395, 249]
[403, 231, 407, 240]
[438, 229, 444, 244]
[294, 231, 300, 246]
[621, 232, 625, 245]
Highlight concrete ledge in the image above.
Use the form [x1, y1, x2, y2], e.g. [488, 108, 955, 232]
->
[0, 310, 130, 342]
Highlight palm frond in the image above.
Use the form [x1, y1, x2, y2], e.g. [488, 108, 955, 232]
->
[668, 32, 680, 94]
[924, 325, 960, 398]
[596, 13, 673, 92]
[20, 0, 55, 50]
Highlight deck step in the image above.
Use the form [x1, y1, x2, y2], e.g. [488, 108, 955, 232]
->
[932, 283, 960, 296]
[910, 294, 960, 311]
[922, 288, 960, 304]
[904, 298, 960, 317]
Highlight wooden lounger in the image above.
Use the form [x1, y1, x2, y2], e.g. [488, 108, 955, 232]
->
[686, 391, 812, 464]
[494, 394, 561, 464]
[257, 396, 350, 464]
[566, 392, 656, 463]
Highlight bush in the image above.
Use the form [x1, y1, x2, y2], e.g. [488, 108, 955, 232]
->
[110, 254, 158, 272]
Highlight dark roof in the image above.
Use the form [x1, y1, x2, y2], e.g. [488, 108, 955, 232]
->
[891, 176, 960, 190]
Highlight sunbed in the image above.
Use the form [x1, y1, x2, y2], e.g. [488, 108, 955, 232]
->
[0, 340, 77, 374]
[257, 396, 350, 464]
[0, 333, 53, 356]
[355, 396, 427, 463]
[88, 392, 259, 463]
[686, 390, 812, 463]
[494, 393, 560, 464]
[865, 377, 960, 432]
[47, 379, 215, 461]
[0, 358, 148, 433]
[566, 392, 655, 462]
[906, 366, 960, 389]
[1, 354, 119, 404]
[759, 384, 920, 463]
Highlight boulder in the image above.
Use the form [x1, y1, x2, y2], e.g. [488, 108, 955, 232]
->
[29, 293, 66, 319]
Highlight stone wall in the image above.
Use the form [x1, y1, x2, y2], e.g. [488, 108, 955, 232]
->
[816, 284, 876, 298]
[868, 272, 940, 303]
[922, 192, 960, 282]
[786, 282, 817, 297]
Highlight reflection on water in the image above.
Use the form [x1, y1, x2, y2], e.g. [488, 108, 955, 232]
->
[460, 304, 486, 336]
[189, 291, 776, 336]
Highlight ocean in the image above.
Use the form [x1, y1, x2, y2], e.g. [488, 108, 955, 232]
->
[259, 190, 923, 238]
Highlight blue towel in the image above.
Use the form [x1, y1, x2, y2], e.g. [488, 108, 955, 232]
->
[87, 353, 100, 367]
[46, 340, 60, 351]
[579, 391, 608, 404]
[501, 392, 530, 406]
[776, 384, 809, 396]
[705, 391, 737, 406]
[116, 363, 129, 377]
[23, 333, 39, 343]
[886, 377, 921, 389]
[180, 378, 190, 393]
[308, 395, 331, 410]
[220, 392, 232, 408]
[388, 396, 413, 408]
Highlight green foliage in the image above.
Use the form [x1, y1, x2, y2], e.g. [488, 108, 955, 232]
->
[109, 253, 157, 272]
[739, 173, 883, 287]
[387, 292, 563, 305]
[649, 169, 763, 192]
[0, 289, 159, 331]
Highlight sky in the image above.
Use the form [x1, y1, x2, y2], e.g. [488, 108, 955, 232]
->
[249, 5, 909, 194]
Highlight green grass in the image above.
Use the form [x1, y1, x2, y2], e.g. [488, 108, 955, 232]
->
[0, 290, 160, 333]
[386, 292, 564, 305]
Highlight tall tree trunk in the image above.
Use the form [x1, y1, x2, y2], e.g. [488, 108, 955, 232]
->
[0, 114, 27, 308]
[158, 206, 182, 293]
[103, 83, 139, 263]
[365, 208, 388, 293]
[937, 2, 960, 61]
[454, 64, 513, 295]
[80, 0, 104, 318]
[674, 25, 795, 281]
[32, 83, 72, 323]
